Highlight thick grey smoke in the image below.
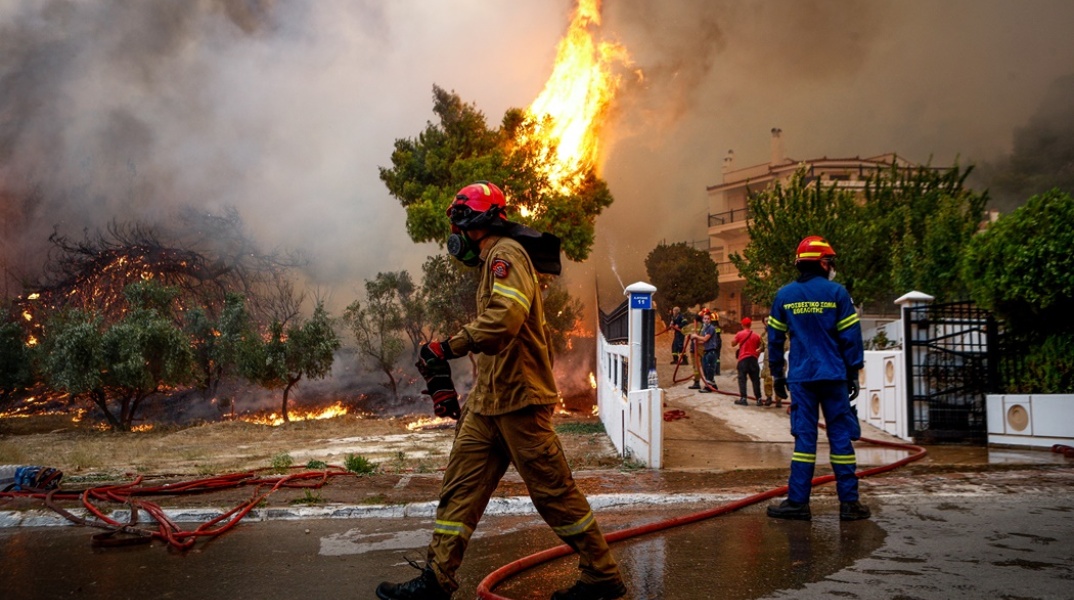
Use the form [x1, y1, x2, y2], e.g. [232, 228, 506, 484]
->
[3, 0, 1073, 313]
[590, 0, 1074, 300]
[0, 0, 565, 301]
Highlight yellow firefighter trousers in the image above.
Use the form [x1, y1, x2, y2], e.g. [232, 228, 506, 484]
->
[426, 403, 620, 592]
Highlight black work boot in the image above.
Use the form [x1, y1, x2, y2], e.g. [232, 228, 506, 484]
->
[767, 499, 811, 521]
[734, 397, 748, 406]
[688, 381, 701, 389]
[840, 501, 871, 521]
[550, 577, 627, 600]
[376, 565, 452, 600]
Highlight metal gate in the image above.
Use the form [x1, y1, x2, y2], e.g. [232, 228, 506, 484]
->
[904, 301, 996, 444]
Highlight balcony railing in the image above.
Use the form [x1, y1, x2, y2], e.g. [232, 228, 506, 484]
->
[716, 261, 739, 276]
[708, 207, 752, 227]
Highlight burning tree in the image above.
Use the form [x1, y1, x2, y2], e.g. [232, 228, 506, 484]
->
[382, 0, 631, 260]
[380, 85, 614, 262]
[17, 212, 305, 338]
[256, 301, 341, 424]
[184, 292, 264, 398]
[39, 281, 194, 431]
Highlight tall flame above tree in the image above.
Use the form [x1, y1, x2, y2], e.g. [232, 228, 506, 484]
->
[521, 0, 631, 194]
[380, 0, 633, 262]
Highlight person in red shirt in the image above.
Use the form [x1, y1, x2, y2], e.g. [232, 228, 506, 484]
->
[732, 317, 764, 406]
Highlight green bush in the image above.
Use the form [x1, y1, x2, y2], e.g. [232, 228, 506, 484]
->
[1019, 334, 1074, 394]
[963, 189, 1074, 393]
[344, 453, 377, 475]
[962, 189, 1074, 329]
[270, 453, 294, 473]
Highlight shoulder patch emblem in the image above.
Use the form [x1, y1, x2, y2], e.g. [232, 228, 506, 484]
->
[490, 258, 511, 279]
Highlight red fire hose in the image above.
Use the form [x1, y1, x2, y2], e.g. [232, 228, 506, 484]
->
[2, 467, 354, 549]
[475, 432, 927, 599]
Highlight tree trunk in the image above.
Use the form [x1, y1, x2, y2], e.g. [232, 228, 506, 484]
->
[382, 366, 398, 400]
[281, 376, 301, 423]
[281, 385, 291, 423]
[89, 389, 121, 431]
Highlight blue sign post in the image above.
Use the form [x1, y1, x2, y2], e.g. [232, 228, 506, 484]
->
[625, 282, 658, 391]
[630, 292, 652, 310]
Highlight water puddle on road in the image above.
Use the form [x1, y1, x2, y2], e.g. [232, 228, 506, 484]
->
[495, 507, 886, 600]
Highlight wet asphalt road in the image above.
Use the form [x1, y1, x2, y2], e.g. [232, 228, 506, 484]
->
[3, 473, 1073, 600]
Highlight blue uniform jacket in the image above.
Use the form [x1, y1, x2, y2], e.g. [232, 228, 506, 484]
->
[767, 273, 863, 382]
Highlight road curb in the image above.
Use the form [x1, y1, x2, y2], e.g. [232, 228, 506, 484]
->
[0, 492, 742, 528]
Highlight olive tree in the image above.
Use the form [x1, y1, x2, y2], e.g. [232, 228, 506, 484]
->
[41, 281, 194, 431]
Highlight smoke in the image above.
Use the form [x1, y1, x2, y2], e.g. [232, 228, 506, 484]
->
[589, 0, 1074, 296]
[4, 0, 1074, 315]
[0, 0, 566, 302]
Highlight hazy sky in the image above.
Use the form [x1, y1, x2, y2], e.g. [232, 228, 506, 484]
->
[3, 0, 1073, 310]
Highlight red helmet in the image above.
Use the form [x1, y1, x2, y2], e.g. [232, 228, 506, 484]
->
[795, 235, 836, 262]
[447, 181, 507, 230]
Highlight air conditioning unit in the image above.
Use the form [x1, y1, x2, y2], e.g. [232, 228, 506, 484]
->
[988, 395, 1033, 436]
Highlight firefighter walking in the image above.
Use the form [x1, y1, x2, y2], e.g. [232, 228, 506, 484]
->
[376, 182, 625, 600]
[765, 236, 870, 522]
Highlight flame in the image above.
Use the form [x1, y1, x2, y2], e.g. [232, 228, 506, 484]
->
[406, 416, 456, 431]
[237, 401, 349, 427]
[591, 404, 599, 417]
[589, 372, 597, 389]
[522, 0, 631, 193]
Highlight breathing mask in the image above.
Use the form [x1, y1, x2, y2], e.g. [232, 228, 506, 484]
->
[447, 229, 482, 267]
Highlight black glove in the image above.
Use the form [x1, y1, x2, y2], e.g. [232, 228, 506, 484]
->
[847, 370, 860, 402]
[417, 340, 460, 420]
[773, 377, 788, 400]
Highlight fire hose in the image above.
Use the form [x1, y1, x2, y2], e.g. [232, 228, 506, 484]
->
[1, 467, 354, 549]
[671, 341, 777, 404]
[476, 432, 928, 600]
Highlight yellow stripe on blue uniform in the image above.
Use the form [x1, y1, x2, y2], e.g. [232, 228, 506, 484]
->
[551, 511, 595, 538]
[830, 453, 857, 465]
[836, 313, 860, 331]
[792, 452, 817, 464]
[492, 282, 531, 312]
[768, 316, 788, 332]
[434, 519, 469, 538]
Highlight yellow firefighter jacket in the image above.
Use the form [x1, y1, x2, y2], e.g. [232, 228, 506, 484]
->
[445, 235, 559, 415]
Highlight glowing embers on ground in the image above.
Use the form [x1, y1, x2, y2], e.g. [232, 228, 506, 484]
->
[235, 401, 350, 427]
[406, 416, 456, 431]
[521, 0, 632, 193]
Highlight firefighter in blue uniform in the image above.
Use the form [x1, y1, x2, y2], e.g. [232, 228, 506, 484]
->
[766, 236, 870, 521]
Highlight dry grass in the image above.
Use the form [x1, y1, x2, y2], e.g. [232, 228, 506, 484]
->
[0, 411, 620, 480]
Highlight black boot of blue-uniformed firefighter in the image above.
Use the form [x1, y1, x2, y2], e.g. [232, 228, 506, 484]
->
[840, 500, 871, 521]
[375, 564, 451, 600]
[767, 499, 812, 521]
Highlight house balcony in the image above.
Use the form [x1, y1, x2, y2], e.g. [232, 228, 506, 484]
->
[708, 207, 752, 229]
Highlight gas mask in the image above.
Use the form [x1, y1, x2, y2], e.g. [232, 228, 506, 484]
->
[828, 268, 837, 281]
[447, 229, 481, 267]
